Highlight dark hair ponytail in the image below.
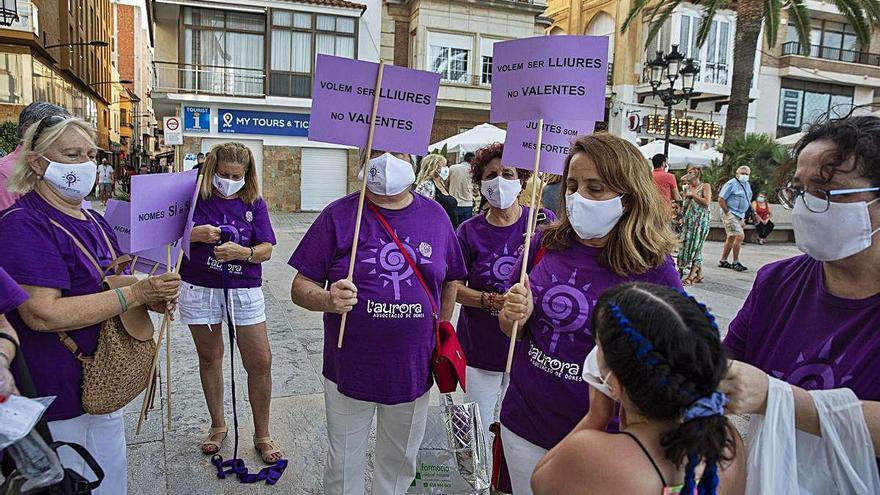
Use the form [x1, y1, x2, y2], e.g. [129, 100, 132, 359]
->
[594, 283, 736, 495]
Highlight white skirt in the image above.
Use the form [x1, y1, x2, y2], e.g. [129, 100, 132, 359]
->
[179, 283, 266, 326]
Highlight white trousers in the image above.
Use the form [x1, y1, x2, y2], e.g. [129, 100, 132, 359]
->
[323, 379, 430, 495]
[463, 366, 504, 458]
[501, 425, 547, 495]
[47, 410, 127, 495]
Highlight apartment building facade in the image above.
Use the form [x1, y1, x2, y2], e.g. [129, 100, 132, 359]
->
[0, 0, 115, 151]
[381, 0, 548, 144]
[151, 0, 380, 212]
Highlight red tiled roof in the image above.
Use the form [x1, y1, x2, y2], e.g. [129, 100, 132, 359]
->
[282, 0, 367, 11]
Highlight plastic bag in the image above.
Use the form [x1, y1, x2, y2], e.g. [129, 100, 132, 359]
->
[746, 378, 880, 494]
[407, 394, 490, 495]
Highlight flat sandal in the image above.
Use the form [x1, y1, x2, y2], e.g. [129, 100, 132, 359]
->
[254, 436, 284, 464]
[201, 426, 228, 456]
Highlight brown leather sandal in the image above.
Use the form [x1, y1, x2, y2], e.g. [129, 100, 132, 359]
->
[201, 426, 228, 455]
[254, 436, 283, 464]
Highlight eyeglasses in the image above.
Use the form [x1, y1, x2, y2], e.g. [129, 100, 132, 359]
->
[777, 184, 880, 213]
[30, 115, 68, 150]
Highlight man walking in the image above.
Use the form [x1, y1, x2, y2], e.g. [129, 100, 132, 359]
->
[718, 166, 753, 272]
[651, 153, 682, 209]
[448, 151, 476, 222]
[97, 158, 115, 207]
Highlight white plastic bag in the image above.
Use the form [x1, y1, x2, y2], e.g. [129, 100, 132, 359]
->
[746, 378, 880, 494]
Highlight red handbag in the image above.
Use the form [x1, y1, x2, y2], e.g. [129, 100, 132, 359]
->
[367, 202, 467, 393]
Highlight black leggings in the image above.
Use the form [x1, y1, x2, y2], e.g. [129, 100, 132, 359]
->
[755, 220, 775, 239]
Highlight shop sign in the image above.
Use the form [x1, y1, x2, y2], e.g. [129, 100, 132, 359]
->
[184, 106, 211, 133]
[219, 109, 309, 137]
[643, 115, 722, 140]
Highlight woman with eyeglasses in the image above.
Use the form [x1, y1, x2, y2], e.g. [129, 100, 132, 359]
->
[725, 115, 880, 411]
[0, 116, 180, 494]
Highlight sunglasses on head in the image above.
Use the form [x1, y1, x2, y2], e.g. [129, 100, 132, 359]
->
[31, 115, 68, 150]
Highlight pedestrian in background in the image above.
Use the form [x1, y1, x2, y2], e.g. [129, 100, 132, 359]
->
[0, 116, 180, 494]
[455, 142, 555, 454]
[651, 153, 681, 212]
[541, 174, 563, 215]
[499, 133, 681, 495]
[290, 149, 466, 495]
[178, 142, 281, 464]
[718, 166, 753, 272]
[0, 102, 70, 210]
[752, 192, 774, 244]
[678, 166, 712, 285]
[448, 151, 476, 222]
[415, 153, 458, 227]
[97, 158, 114, 207]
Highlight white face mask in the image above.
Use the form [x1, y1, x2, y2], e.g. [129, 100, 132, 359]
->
[757, 196, 766, 203]
[738, 174, 750, 183]
[41, 157, 97, 201]
[212, 173, 245, 197]
[439, 166, 450, 181]
[566, 192, 624, 240]
[582, 347, 614, 399]
[481, 177, 522, 210]
[793, 193, 879, 261]
[359, 153, 415, 196]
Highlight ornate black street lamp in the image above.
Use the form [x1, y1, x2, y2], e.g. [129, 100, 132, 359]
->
[648, 44, 700, 157]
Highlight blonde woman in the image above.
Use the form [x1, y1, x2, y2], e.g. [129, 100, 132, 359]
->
[415, 154, 458, 227]
[499, 133, 683, 495]
[0, 116, 180, 494]
[179, 142, 281, 463]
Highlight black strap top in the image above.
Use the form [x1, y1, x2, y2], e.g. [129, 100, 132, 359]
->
[619, 431, 668, 487]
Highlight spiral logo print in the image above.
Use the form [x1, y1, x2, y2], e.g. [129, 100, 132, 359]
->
[480, 243, 517, 291]
[771, 336, 853, 390]
[363, 234, 432, 300]
[368, 165, 380, 181]
[63, 171, 79, 187]
[533, 269, 594, 352]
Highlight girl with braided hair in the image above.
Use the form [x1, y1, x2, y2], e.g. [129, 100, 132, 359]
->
[531, 283, 745, 495]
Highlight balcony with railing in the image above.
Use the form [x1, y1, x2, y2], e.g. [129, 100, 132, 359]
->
[153, 62, 265, 98]
[781, 41, 880, 66]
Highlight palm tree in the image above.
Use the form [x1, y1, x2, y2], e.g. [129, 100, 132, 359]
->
[622, 0, 880, 141]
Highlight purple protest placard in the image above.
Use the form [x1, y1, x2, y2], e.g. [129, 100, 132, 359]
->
[502, 120, 595, 175]
[309, 55, 441, 156]
[102, 199, 182, 273]
[130, 169, 199, 253]
[490, 36, 609, 123]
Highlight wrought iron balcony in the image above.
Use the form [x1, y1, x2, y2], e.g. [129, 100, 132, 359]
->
[781, 41, 880, 66]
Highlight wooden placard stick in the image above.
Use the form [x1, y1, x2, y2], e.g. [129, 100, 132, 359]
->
[337, 60, 386, 349]
[505, 117, 545, 373]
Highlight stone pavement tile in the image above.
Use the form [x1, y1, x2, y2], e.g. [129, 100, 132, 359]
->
[127, 441, 167, 495]
[125, 409, 164, 445]
[268, 328, 323, 397]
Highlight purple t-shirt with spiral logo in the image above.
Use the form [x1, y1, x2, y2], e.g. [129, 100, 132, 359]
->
[455, 207, 555, 372]
[0, 192, 121, 421]
[180, 195, 276, 289]
[500, 232, 681, 450]
[726, 255, 880, 401]
[288, 192, 467, 404]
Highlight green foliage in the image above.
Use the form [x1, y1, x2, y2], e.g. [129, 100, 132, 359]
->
[114, 190, 130, 202]
[0, 121, 17, 155]
[717, 134, 791, 199]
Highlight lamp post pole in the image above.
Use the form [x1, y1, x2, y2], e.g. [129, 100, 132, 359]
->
[648, 45, 700, 159]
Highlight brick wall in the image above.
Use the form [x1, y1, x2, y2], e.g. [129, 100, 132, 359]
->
[117, 4, 136, 90]
[346, 149, 360, 194]
[0, 104, 25, 126]
[263, 145, 300, 212]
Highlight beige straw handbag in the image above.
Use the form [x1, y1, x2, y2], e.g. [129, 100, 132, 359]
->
[49, 211, 156, 415]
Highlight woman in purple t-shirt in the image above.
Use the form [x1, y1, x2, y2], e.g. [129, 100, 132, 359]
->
[290, 149, 466, 495]
[178, 142, 280, 463]
[0, 266, 28, 401]
[725, 116, 880, 408]
[499, 133, 682, 495]
[455, 142, 554, 447]
[0, 116, 180, 494]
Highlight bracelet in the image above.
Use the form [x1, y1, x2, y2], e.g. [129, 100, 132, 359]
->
[115, 288, 129, 312]
[246, 246, 255, 263]
[480, 292, 487, 311]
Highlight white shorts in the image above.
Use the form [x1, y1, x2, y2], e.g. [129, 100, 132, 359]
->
[179, 283, 266, 326]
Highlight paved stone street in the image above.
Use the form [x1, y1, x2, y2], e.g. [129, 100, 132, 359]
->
[125, 213, 801, 495]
